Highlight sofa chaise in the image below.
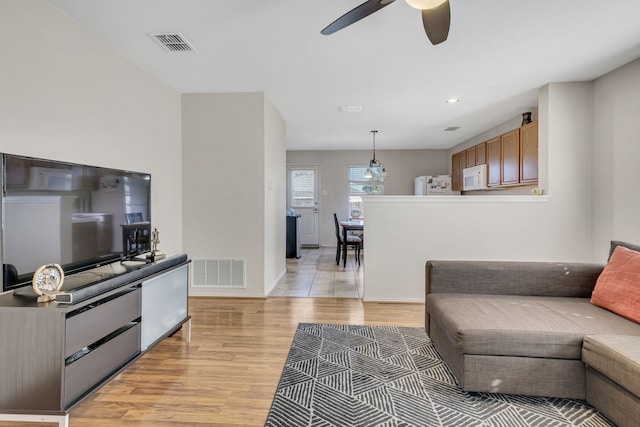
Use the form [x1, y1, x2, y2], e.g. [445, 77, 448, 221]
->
[425, 243, 640, 427]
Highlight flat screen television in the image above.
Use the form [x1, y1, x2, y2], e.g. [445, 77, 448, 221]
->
[2, 154, 151, 292]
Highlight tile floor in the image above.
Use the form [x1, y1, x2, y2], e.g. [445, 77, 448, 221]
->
[269, 247, 364, 298]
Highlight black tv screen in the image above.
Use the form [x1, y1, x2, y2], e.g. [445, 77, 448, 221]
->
[2, 154, 151, 292]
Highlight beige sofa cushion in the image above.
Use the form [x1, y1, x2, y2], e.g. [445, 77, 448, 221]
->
[427, 294, 640, 359]
[583, 335, 640, 398]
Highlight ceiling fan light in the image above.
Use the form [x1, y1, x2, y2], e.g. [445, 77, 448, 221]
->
[405, 0, 446, 10]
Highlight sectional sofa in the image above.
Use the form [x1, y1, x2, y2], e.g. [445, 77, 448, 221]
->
[425, 242, 640, 427]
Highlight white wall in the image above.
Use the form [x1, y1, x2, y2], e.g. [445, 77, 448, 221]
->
[286, 149, 449, 246]
[363, 82, 594, 302]
[182, 93, 286, 297]
[264, 98, 287, 294]
[0, 1, 183, 256]
[591, 58, 640, 260]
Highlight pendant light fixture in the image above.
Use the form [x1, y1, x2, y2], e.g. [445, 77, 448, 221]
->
[364, 130, 387, 179]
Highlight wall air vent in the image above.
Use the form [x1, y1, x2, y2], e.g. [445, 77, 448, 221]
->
[192, 259, 246, 289]
[148, 32, 195, 52]
[444, 126, 460, 131]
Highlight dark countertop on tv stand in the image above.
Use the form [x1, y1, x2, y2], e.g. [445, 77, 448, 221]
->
[0, 253, 190, 311]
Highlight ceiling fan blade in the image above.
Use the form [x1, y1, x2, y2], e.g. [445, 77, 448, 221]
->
[321, 0, 396, 35]
[421, 0, 450, 45]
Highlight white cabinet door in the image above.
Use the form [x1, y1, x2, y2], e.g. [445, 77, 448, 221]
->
[141, 264, 188, 350]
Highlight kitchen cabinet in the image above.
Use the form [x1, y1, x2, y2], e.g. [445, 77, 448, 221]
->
[452, 143, 489, 190]
[466, 147, 476, 167]
[486, 136, 501, 187]
[457, 151, 466, 188]
[500, 129, 520, 185]
[475, 142, 486, 165]
[451, 151, 462, 191]
[451, 121, 537, 190]
[463, 143, 486, 168]
[520, 121, 539, 183]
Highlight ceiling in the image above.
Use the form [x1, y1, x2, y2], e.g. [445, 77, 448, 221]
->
[48, 0, 640, 151]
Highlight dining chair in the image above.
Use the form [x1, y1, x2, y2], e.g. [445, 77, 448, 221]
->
[333, 213, 361, 266]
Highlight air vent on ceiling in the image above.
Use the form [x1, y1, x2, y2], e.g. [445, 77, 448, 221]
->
[444, 126, 460, 132]
[339, 105, 363, 113]
[148, 32, 195, 52]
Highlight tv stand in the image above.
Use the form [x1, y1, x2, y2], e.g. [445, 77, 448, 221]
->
[0, 254, 191, 427]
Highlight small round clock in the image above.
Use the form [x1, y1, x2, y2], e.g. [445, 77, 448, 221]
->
[32, 263, 65, 302]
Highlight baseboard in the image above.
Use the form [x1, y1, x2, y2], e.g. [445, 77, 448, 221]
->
[188, 295, 267, 300]
[188, 288, 267, 298]
[362, 297, 425, 303]
[265, 268, 286, 295]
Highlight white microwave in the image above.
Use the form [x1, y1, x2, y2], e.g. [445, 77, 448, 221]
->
[463, 164, 488, 191]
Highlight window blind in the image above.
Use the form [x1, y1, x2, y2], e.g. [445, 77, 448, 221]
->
[290, 170, 315, 208]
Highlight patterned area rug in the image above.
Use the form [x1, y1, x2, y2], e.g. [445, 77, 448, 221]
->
[265, 323, 614, 427]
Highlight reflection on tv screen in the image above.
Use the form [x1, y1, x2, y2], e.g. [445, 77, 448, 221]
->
[2, 154, 151, 291]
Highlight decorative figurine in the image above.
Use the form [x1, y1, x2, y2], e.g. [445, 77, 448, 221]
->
[148, 227, 166, 261]
[152, 228, 159, 253]
[32, 263, 65, 302]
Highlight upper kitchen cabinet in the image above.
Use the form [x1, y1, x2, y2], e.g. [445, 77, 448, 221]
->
[486, 137, 501, 187]
[520, 121, 539, 184]
[475, 142, 486, 166]
[466, 147, 476, 168]
[500, 129, 520, 186]
[453, 120, 539, 190]
[451, 151, 463, 191]
[465, 142, 486, 168]
[452, 142, 488, 191]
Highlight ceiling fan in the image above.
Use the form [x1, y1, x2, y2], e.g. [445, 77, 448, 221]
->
[321, 0, 451, 45]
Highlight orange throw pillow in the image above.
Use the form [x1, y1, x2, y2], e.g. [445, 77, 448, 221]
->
[591, 245, 640, 324]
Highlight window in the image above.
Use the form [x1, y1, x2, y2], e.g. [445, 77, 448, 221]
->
[348, 166, 384, 219]
[290, 169, 315, 208]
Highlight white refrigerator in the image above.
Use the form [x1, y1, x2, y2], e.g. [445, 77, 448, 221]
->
[414, 175, 460, 195]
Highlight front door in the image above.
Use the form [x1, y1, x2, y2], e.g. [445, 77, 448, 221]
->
[287, 165, 319, 248]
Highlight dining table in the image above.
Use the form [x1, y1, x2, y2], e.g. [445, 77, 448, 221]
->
[339, 220, 364, 267]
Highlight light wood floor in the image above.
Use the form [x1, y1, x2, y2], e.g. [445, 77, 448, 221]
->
[1, 297, 424, 427]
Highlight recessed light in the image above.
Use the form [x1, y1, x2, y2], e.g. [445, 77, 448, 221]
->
[446, 98, 460, 104]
